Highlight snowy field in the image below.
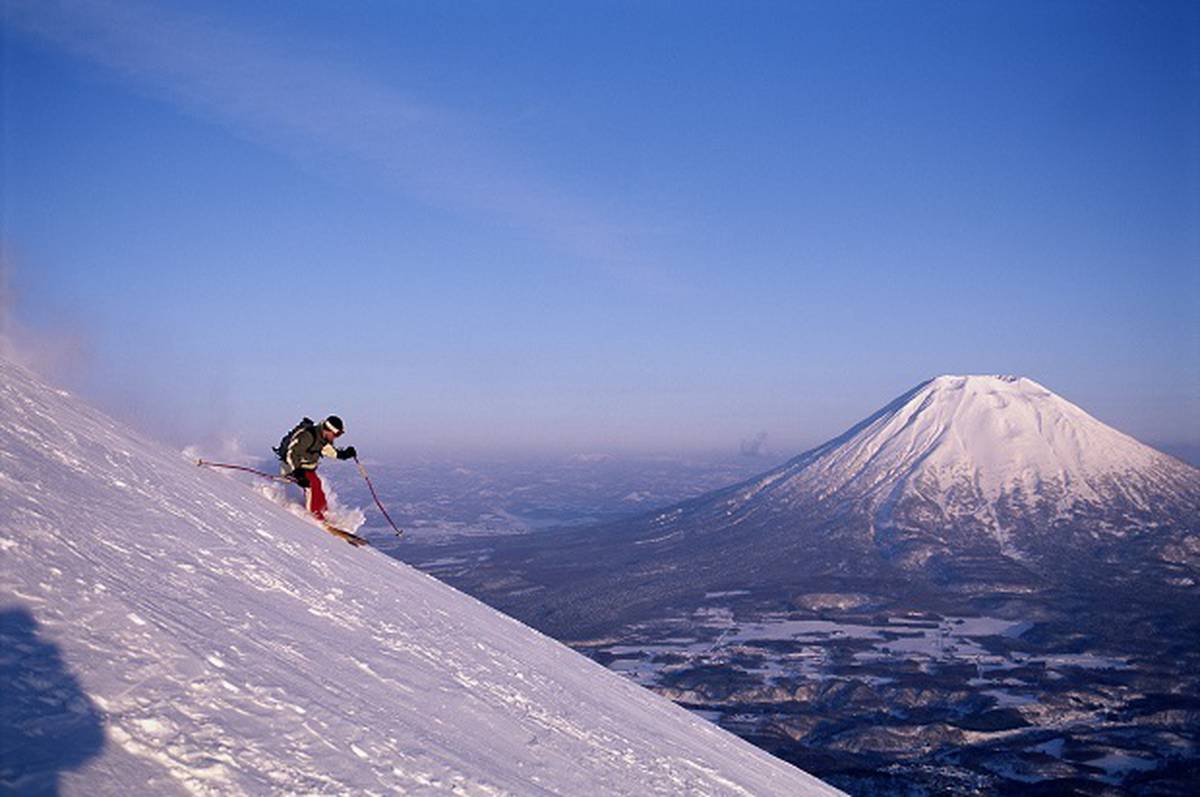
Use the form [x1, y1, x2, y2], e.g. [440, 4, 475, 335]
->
[0, 358, 841, 796]
[593, 606, 1129, 695]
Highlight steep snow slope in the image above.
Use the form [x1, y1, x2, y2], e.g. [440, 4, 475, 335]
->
[0, 358, 841, 796]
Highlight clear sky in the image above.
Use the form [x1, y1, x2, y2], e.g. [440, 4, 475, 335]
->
[2, 0, 1197, 458]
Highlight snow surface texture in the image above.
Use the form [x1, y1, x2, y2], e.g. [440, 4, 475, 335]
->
[727, 375, 1199, 550]
[0, 357, 841, 796]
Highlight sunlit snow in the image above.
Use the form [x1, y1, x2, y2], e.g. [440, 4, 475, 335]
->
[0, 357, 842, 796]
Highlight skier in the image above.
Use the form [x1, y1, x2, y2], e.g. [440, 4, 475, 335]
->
[280, 415, 357, 522]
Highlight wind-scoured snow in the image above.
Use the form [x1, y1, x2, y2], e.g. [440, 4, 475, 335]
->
[0, 357, 842, 796]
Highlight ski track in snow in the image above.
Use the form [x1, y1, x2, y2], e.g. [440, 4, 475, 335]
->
[0, 359, 842, 796]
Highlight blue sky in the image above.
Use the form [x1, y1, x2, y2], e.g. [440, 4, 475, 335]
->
[2, 0, 1197, 457]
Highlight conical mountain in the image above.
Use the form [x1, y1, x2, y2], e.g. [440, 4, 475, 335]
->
[473, 376, 1200, 636]
[697, 374, 1199, 561]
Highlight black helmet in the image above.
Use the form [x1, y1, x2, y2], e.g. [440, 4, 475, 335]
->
[323, 415, 345, 435]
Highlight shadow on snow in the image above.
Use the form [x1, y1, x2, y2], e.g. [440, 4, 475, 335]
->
[0, 606, 105, 796]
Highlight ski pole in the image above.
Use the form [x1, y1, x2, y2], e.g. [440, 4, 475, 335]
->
[354, 457, 404, 537]
[196, 459, 298, 484]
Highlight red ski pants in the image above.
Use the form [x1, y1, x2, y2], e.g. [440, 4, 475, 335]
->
[304, 471, 328, 520]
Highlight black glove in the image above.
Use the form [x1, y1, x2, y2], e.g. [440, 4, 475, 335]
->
[337, 446, 357, 460]
[291, 469, 310, 488]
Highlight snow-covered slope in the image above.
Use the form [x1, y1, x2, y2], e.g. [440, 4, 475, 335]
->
[0, 357, 842, 796]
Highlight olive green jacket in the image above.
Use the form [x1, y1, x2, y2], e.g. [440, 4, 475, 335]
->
[283, 425, 339, 473]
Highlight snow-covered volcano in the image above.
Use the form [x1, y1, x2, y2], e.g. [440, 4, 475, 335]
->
[466, 376, 1200, 637]
[0, 357, 841, 796]
[722, 375, 1200, 557]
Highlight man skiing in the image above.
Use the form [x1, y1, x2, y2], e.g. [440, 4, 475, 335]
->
[280, 415, 356, 522]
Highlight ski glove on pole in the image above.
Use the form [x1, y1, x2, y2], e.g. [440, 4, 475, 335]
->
[337, 446, 357, 460]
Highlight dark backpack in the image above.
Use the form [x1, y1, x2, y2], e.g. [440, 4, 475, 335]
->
[273, 417, 315, 462]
